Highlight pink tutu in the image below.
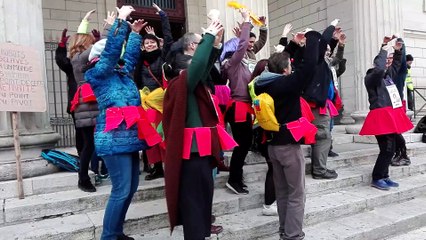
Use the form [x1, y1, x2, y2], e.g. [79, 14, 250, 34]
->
[359, 106, 413, 135]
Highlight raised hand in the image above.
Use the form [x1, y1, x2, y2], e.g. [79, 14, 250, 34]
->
[232, 26, 241, 37]
[130, 19, 148, 33]
[333, 27, 342, 39]
[239, 8, 250, 22]
[145, 26, 155, 35]
[393, 38, 403, 51]
[58, 28, 70, 47]
[205, 20, 224, 36]
[339, 33, 346, 46]
[153, 3, 162, 14]
[104, 11, 116, 26]
[214, 29, 224, 48]
[259, 16, 267, 26]
[292, 32, 305, 46]
[116, 5, 135, 20]
[83, 9, 96, 21]
[208, 9, 220, 21]
[282, 23, 292, 37]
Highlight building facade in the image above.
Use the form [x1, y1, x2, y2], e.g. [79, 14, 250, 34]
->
[0, 0, 425, 179]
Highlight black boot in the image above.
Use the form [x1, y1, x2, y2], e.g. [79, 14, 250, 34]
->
[328, 144, 339, 157]
[145, 162, 164, 180]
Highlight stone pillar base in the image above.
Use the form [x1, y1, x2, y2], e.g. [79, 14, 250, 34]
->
[345, 111, 368, 134]
[0, 130, 61, 181]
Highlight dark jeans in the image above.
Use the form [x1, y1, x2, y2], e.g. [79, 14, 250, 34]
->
[79, 126, 95, 183]
[373, 134, 396, 181]
[179, 154, 213, 239]
[226, 106, 253, 183]
[101, 153, 139, 240]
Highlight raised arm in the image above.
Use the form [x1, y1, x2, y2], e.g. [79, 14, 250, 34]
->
[252, 16, 268, 54]
[226, 9, 251, 67]
[122, 19, 146, 73]
[154, 3, 173, 56]
[365, 49, 387, 88]
[55, 29, 73, 74]
[187, 21, 223, 92]
[91, 6, 134, 77]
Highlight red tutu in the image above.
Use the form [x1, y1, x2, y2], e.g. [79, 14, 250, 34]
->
[359, 107, 413, 135]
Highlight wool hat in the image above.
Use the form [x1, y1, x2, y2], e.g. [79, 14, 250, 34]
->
[143, 33, 160, 46]
[88, 39, 107, 61]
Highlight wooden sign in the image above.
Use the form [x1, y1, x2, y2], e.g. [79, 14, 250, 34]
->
[0, 43, 46, 112]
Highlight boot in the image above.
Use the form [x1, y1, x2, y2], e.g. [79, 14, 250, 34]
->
[145, 163, 164, 180]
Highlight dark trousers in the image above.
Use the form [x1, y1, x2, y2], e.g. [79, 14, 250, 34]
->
[91, 151, 108, 175]
[265, 160, 276, 205]
[226, 107, 253, 183]
[373, 134, 396, 181]
[407, 89, 414, 111]
[394, 133, 407, 157]
[79, 126, 95, 183]
[179, 154, 214, 240]
[71, 113, 84, 156]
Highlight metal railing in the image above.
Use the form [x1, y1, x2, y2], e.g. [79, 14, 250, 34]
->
[413, 87, 426, 119]
[44, 42, 76, 147]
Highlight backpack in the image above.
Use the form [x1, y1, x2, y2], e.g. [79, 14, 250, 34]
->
[253, 93, 280, 132]
[41, 149, 80, 172]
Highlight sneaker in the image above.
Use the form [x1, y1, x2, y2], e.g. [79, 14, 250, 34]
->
[328, 150, 339, 157]
[371, 179, 390, 190]
[99, 173, 109, 179]
[226, 181, 249, 195]
[94, 174, 101, 186]
[210, 225, 223, 235]
[117, 234, 134, 240]
[262, 201, 278, 216]
[78, 180, 96, 192]
[383, 178, 399, 187]
[312, 170, 338, 180]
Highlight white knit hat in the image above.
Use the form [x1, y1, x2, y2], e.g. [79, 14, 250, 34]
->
[88, 39, 107, 61]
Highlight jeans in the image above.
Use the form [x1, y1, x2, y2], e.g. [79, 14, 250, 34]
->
[101, 153, 140, 240]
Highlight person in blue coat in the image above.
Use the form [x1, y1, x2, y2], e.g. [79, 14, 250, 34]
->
[84, 5, 148, 240]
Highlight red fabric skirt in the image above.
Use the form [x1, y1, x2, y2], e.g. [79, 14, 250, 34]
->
[359, 107, 413, 136]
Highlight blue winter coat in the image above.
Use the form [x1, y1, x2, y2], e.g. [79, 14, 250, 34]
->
[85, 19, 148, 156]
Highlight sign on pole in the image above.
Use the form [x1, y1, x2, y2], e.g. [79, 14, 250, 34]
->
[0, 42, 47, 199]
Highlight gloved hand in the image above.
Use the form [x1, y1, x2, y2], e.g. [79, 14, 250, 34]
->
[59, 28, 70, 47]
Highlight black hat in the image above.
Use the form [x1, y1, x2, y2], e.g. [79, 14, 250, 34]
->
[406, 54, 414, 61]
[143, 33, 160, 46]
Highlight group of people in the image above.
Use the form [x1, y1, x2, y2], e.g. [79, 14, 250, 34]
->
[55, 4, 415, 240]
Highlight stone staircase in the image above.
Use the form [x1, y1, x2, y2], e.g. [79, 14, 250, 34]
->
[1, 128, 426, 240]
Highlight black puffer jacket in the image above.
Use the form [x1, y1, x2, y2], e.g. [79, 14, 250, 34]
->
[302, 25, 335, 108]
[365, 49, 402, 110]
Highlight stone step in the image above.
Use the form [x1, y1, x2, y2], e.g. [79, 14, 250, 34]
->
[302, 196, 426, 240]
[2, 160, 426, 239]
[0, 171, 94, 200]
[385, 225, 426, 240]
[133, 173, 426, 240]
[354, 132, 423, 144]
[3, 149, 426, 227]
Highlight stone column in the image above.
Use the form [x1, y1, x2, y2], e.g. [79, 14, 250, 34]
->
[346, 0, 403, 133]
[0, 0, 60, 180]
